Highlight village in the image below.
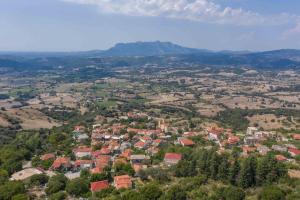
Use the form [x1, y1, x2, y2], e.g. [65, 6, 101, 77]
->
[9, 110, 300, 197]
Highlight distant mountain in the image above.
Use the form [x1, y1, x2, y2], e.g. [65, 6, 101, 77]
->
[1, 42, 300, 70]
[101, 41, 208, 56]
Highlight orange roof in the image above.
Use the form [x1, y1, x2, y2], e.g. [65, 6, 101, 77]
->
[207, 126, 224, 135]
[179, 138, 195, 146]
[90, 167, 103, 174]
[120, 149, 132, 160]
[51, 157, 71, 169]
[40, 153, 55, 161]
[288, 148, 300, 155]
[95, 155, 111, 168]
[227, 135, 240, 144]
[90, 180, 109, 192]
[114, 175, 132, 189]
[74, 160, 94, 166]
[292, 134, 300, 140]
[183, 132, 197, 137]
[132, 163, 147, 173]
[242, 146, 256, 153]
[275, 155, 287, 161]
[164, 153, 182, 161]
[134, 141, 146, 148]
[99, 147, 111, 155]
[73, 146, 92, 153]
[153, 139, 162, 145]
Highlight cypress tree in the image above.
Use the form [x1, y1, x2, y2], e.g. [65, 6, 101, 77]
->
[229, 158, 240, 185]
[238, 156, 257, 188]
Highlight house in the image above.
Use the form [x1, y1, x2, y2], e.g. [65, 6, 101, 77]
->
[243, 136, 258, 145]
[90, 180, 110, 192]
[146, 147, 159, 155]
[288, 148, 300, 157]
[74, 125, 85, 132]
[40, 153, 55, 161]
[164, 153, 182, 166]
[133, 163, 147, 173]
[226, 135, 240, 146]
[90, 167, 103, 174]
[178, 138, 195, 147]
[130, 155, 150, 164]
[257, 145, 270, 155]
[272, 145, 287, 152]
[51, 157, 71, 171]
[114, 175, 132, 189]
[242, 146, 256, 156]
[246, 127, 258, 135]
[75, 133, 89, 142]
[134, 141, 147, 150]
[292, 134, 300, 140]
[95, 155, 111, 168]
[74, 160, 94, 170]
[114, 157, 128, 166]
[140, 136, 152, 143]
[73, 146, 92, 158]
[152, 139, 163, 147]
[275, 155, 287, 162]
[208, 131, 222, 141]
[183, 132, 198, 137]
[99, 147, 112, 155]
[120, 149, 132, 160]
[120, 142, 131, 152]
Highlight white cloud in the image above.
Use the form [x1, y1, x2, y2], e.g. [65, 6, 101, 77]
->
[62, 0, 299, 26]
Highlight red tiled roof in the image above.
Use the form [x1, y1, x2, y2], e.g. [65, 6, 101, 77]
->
[275, 155, 287, 161]
[132, 163, 147, 172]
[90, 167, 103, 174]
[140, 136, 152, 141]
[92, 150, 102, 158]
[51, 157, 71, 169]
[183, 132, 197, 137]
[134, 141, 145, 148]
[74, 125, 84, 131]
[40, 153, 55, 161]
[179, 138, 195, 146]
[288, 148, 300, 155]
[90, 180, 109, 192]
[227, 135, 240, 144]
[74, 160, 94, 166]
[99, 147, 111, 155]
[207, 126, 224, 135]
[120, 149, 132, 160]
[114, 175, 132, 189]
[95, 155, 111, 168]
[292, 134, 300, 140]
[73, 146, 92, 153]
[164, 153, 182, 161]
[153, 139, 162, 144]
[242, 146, 256, 153]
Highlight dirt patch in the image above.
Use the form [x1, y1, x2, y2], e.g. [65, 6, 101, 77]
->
[247, 114, 299, 130]
[0, 115, 10, 127]
[4, 108, 61, 130]
[288, 169, 300, 179]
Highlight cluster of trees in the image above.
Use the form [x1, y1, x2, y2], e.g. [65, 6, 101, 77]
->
[174, 148, 287, 189]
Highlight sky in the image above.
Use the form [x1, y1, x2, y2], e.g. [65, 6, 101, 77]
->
[0, 0, 300, 52]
